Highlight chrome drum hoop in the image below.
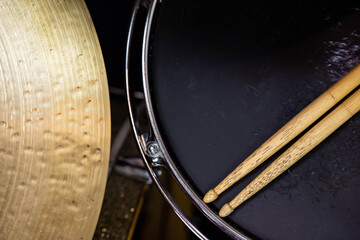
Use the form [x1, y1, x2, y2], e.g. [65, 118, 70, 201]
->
[125, 0, 250, 239]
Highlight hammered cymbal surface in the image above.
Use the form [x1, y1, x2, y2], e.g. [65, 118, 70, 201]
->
[0, 1, 111, 239]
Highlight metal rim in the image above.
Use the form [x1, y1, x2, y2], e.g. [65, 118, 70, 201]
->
[126, 0, 251, 239]
[126, 1, 208, 239]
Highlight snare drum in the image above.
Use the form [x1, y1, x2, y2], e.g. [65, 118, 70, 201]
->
[126, 0, 360, 239]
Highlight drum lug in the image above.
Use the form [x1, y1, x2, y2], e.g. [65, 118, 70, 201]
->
[140, 134, 165, 167]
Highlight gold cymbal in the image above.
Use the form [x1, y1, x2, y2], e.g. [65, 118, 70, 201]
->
[0, 1, 111, 239]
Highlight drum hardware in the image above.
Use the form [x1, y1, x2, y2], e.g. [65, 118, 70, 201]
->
[144, 141, 166, 167]
[126, 0, 209, 239]
[142, 137, 165, 164]
[126, 0, 249, 239]
[146, 141, 162, 157]
[138, 133, 165, 166]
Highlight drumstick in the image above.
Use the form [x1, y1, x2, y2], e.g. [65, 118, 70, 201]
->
[203, 64, 360, 203]
[219, 88, 360, 217]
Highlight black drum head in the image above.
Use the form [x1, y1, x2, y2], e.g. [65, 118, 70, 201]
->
[149, 1, 360, 239]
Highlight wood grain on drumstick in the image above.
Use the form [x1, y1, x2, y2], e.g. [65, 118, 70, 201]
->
[203, 64, 360, 203]
[219, 88, 360, 217]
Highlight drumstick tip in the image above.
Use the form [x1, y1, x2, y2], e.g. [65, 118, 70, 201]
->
[219, 203, 233, 217]
[203, 189, 218, 203]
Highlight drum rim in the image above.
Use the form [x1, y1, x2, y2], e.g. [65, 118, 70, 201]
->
[126, 0, 251, 239]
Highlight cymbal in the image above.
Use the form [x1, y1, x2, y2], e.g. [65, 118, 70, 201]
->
[0, 1, 111, 239]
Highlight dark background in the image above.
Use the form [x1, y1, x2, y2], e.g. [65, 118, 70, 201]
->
[85, 0, 133, 90]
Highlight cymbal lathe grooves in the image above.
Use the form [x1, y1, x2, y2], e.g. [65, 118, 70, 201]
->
[0, 1, 111, 239]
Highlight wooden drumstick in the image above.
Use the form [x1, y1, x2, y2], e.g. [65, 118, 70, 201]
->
[203, 64, 360, 203]
[219, 88, 360, 217]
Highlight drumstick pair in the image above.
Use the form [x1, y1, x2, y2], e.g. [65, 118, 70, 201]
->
[203, 64, 360, 217]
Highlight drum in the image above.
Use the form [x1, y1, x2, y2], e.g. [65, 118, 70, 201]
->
[126, 0, 360, 239]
